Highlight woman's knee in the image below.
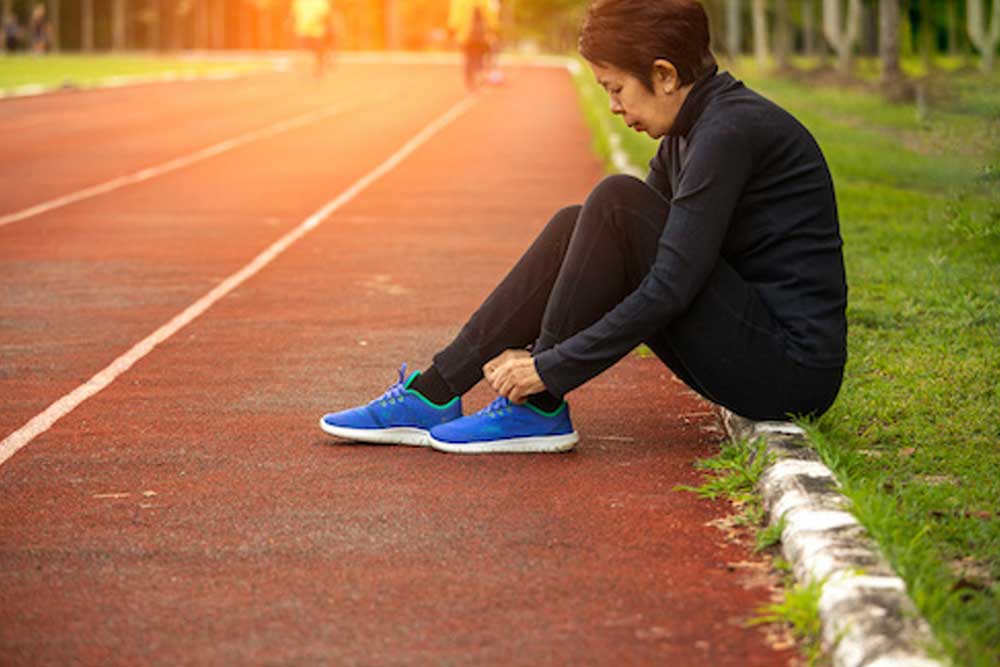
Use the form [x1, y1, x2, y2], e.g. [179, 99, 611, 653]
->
[576, 175, 669, 242]
[585, 174, 653, 211]
[540, 204, 582, 242]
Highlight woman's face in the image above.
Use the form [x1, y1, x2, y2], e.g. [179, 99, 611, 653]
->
[588, 60, 689, 139]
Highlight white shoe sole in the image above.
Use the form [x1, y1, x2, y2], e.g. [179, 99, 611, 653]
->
[319, 419, 430, 446]
[428, 431, 579, 454]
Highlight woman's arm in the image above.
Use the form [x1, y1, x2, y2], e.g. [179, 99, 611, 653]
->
[534, 123, 754, 398]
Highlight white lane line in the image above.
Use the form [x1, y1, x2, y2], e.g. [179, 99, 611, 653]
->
[0, 100, 361, 229]
[0, 95, 477, 468]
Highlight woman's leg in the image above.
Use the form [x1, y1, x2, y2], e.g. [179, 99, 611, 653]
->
[432, 204, 582, 396]
[433, 175, 671, 397]
[533, 175, 671, 352]
[433, 173, 841, 419]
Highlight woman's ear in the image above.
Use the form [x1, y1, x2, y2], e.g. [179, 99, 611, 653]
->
[651, 59, 680, 94]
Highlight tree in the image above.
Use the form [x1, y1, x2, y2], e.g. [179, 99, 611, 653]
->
[726, 0, 741, 59]
[81, 0, 94, 51]
[211, 0, 226, 49]
[918, 0, 934, 70]
[879, 0, 908, 95]
[48, 0, 59, 51]
[774, 0, 792, 68]
[2, 0, 13, 53]
[752, 0, 769, 68]
[823, 0, 861, 73]
[112, 0, 127, 50]
[803, 0, 817, 56]
[946, 0, 958, 57]
[967, 0, 1000, 72]
[195, 0, 210, 49]
[256, 0, 273, 50]
[145, 0, 161, 51]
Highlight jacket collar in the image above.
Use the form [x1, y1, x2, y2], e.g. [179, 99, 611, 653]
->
[668, 65, 730, 138]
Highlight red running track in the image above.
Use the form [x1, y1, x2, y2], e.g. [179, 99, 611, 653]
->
[0, 61, 794, 665]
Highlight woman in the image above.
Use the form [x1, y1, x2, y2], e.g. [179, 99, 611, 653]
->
[321, 0, 847, 454]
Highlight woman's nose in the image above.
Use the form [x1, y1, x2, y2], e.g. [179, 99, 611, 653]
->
[609, 99, 623, 115]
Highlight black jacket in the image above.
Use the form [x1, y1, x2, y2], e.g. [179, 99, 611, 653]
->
[535, 67, 848, 398]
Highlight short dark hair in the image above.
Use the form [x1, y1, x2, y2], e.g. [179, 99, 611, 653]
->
[579, 0, 716, 90]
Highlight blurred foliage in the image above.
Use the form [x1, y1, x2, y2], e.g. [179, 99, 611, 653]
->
[4, 0, 999, 63]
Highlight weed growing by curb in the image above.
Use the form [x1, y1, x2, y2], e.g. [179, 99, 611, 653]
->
[750, 576, 828, 667]
[755, 515, 787, 553]
[675, 438, 825, 663]
[676, 436, 774, 527]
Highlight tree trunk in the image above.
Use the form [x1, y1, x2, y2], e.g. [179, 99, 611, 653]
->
[1, 0, 11, 54]
[919, 0, 933, 70]
[147, 0, 160, 51]
[48, 0, 59, 52]
[238, 0, 252, 49]
[169, 1, 184, 50]
[81, 0, 94, 51]
[879, 0, 903, 85]
[258, 3, 272, 50]
[861, 1, 877, 54]
[946, 0, 958, 56]
[774, 0, 791, 66]
[967, 0, 1000, 72]
[384, 0, 400, 50]
[726, 0, 741, 59]
[823, 0, 862, 73]
[212, 0, 226, 49]
[803, 0, 816, 56]
[195, 0, 210, 50]
[112, 0, 127, 50]
[752, 0, 769, 68]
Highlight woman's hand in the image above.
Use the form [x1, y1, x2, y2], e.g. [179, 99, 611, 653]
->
[483, 349, 546, 404]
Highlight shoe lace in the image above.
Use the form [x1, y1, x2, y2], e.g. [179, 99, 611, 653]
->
[478, 396, 513, 418]
[370, 363, 409, 406]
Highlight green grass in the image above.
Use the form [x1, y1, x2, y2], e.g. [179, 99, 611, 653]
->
[673, 437, 823, 664]
[751, 576, 828, 667]
[0, 54, 276, 92]
[572, 56, 1000, 666]
[675, 436, 773, 527]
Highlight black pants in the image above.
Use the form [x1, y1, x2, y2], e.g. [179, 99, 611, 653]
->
[433, 175, 842, 421]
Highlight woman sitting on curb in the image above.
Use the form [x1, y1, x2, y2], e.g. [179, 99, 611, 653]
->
[320, 0, 847, 454]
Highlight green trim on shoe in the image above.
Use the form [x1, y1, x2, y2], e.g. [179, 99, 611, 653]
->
[404, 370, 461, 410]
[523, 400, 567, 418]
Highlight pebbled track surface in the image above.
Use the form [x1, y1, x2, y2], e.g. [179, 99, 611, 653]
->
[0, 62, 793, 666]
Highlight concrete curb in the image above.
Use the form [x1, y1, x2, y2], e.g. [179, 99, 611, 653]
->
[720, 409, 947, 667]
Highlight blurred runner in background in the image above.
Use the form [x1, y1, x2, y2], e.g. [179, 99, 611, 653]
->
[3, 11, 23, 52]
[485, 0, 504, 85]
[28, 3, 51, 54]
[292, 0, 339, 78]
[448, 0, 500, 90]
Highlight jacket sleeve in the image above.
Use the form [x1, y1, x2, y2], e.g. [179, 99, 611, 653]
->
[644, 140, 673, 199]
[533, 123, 754, 398]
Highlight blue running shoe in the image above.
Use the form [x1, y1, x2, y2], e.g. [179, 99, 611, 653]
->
[320, 364, 462, 446]
[428, 396, 578, 454]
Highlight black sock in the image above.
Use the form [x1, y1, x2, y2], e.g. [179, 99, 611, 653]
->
[527, 390, 562, 413]
[409, 365, 456, 405]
